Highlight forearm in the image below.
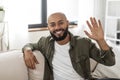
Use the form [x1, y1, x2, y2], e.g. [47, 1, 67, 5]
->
[97, 39, 110, 50]
[90, 40, 115, 66]
[96, 39, 116, 66]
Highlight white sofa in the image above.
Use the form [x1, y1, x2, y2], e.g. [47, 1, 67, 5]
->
[0, 50, 44, 80]
[0, 49, 99, 80]
[0, 40, 120, 80]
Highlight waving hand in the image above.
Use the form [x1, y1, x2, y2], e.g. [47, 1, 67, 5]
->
[84, 17, 104, 41]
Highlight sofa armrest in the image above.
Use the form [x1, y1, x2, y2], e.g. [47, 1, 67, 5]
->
[28, 50, 44, 80]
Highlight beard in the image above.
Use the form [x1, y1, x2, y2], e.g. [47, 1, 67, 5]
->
[50, 27, 68, 41]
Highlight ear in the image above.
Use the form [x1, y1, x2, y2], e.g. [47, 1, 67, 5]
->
[67, 20, 69, 25]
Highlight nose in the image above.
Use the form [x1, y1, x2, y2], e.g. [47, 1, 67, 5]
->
[55, 24, 61, 30]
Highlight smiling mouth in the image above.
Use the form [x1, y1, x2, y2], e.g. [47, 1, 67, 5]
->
[55, 30, 63, 35]
[53, 29, 64, 35]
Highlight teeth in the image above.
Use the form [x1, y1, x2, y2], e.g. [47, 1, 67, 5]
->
[56, 31, 62, 34]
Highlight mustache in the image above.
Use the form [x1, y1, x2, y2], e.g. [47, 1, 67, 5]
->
[53, 29, 65, 33]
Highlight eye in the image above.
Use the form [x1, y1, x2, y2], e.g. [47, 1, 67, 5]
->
[49, 23, 55, 27]
[59, 21, 64, 25]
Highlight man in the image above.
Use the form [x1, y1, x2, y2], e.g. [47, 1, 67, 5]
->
[22, 12, 115, 80]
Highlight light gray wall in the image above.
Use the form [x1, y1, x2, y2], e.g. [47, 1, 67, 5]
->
[28, 30, 49, 43]
[94, 0, 106, 30]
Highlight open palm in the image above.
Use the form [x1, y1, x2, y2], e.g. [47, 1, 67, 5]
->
[84, 17, 104, 41]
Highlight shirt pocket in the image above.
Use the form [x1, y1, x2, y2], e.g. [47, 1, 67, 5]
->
[75, 55, 87, 71]
[76, 55, 90, 78]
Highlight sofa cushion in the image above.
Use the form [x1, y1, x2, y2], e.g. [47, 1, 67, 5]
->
[0, 50, 28, 80]
[28, 50, 44, 80]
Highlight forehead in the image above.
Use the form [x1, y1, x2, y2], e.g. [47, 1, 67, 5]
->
[48, 13, 67, 23]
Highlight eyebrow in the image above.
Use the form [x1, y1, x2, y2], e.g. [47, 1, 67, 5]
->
[58, 20, 64, 22]
[49, 20, 64, 24]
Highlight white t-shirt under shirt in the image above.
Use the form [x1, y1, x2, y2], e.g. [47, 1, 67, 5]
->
[52, 41, 84, 80]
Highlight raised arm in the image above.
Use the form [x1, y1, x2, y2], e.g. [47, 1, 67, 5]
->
[84, 17, 115, 66]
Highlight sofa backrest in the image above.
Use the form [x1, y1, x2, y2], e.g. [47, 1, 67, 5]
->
[0, 50, 45, 80]
[0, 50, 28, 80]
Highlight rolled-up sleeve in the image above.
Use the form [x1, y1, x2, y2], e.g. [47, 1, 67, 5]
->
[89, 40, 115, 66]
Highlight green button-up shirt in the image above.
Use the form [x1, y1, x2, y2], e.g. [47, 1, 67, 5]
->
[23, 32, 115, 80]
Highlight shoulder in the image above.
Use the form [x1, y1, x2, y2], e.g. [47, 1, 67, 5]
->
[37, 35, 53, 46]
[73, 36, 91, 43]
[72, 36, 95, 48]
[39, 35, 52, 42]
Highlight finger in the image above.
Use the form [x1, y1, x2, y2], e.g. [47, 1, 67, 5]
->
[93, 18, 98, 27]
[29, 59, 33, 69]
[98, 19, 102, 28]
[84, 30, 92, 38]
[30, 58, 35, 69]
[34, 56, 39, 64]
[31, 59, 35, 69]
[26, 59, 32, 69]
[86, 20, 92, 30]
[90, 17, 98, 28]
[90, 17, 94, 26]
[24, 60, 28, 67]
[24, 58, 30, 67]
[26, 57, 35, 69]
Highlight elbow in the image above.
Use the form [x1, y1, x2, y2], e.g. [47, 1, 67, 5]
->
[110, 58, 116, 66]
[107, 61, 115, 66]
[105, 57, 116, 66]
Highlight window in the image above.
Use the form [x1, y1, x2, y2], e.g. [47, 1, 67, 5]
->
[28, 0, 78, 28]
[28, 0, 47, 28]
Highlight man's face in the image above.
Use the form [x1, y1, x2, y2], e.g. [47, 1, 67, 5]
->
[48, 13, 69, 41]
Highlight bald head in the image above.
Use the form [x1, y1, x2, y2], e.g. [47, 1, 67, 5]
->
[48, 12, 67, 23]
[47, 12, 69, 42]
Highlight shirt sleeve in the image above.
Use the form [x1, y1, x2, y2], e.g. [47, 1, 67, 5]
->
[88, 39, 115, 66]
[22, 37, 46, 54]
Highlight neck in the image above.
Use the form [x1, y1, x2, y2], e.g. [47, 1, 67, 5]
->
[56, 33, 70, 45]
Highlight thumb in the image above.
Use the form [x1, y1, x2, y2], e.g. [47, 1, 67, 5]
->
[84, 30, 92, 38]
